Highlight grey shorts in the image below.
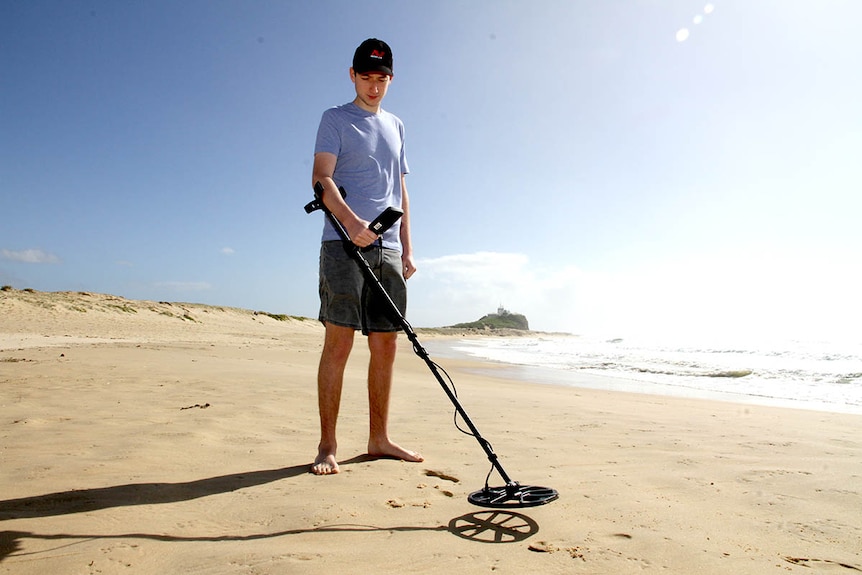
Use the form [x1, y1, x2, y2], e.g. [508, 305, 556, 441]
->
[318, 241, 406, 334]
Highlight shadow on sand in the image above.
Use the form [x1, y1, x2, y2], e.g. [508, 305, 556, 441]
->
[0, 457, 540, 562]
[1, 510, 538, 563]
[0, 463, 313, 521]
[0, 455, 395, 521]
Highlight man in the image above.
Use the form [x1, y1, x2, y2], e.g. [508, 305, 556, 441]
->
[310, 38, 423, 475]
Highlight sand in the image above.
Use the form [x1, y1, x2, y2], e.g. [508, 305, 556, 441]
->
[1, 289, 861, 574]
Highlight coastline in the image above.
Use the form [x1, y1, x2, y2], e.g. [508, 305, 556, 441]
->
[422, 334, 862, 416]
[2, 290, 861, 573]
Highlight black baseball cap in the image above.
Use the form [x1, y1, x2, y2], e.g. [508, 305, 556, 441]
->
[352, 38, 393, 76]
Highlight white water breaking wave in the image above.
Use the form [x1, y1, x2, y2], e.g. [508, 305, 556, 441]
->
[427, 335, 862, 414]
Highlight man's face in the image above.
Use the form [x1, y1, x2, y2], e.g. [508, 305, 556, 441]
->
[350, 69, 392, 110]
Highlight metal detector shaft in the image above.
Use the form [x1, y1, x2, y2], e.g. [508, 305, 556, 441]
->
[308, 182, 515, 486]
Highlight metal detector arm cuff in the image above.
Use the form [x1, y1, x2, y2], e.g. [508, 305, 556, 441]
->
[304, 182, 346, 214]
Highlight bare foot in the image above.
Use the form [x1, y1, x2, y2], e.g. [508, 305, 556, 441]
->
[311, 449, 339, 475]
[368, 439, 424, 463]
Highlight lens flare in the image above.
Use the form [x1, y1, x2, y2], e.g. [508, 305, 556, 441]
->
[676, 3, 714, 41]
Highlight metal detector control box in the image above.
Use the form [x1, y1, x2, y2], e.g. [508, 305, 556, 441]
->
[368, 206, 403, 235]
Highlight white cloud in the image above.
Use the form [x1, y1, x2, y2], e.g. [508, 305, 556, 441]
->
[418, 252, 529, 292]
[409, 250, 862, 341]
[221, 247, 235, 255]
[412, 252, 589, 333]
[0, 248, 60, 264]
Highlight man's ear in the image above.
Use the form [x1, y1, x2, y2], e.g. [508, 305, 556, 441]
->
[349, 67, 356, 83]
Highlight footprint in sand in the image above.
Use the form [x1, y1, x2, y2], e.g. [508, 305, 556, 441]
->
[424, 469, 460, 483]
[529, 541, 558, 553]
[433, 485, 455, 497]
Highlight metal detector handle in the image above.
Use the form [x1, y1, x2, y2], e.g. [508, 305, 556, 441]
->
[310, 181, 402, 236]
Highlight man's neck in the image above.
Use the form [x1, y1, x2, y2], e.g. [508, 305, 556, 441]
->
[353, 96, 381, 114]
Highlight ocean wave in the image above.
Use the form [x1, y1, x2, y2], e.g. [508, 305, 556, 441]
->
[443, 335, 862, 413]
[590, 364, 753, 379]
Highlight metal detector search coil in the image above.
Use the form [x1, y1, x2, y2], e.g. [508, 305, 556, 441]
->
[306, 182, 559, 509]
[468, 484, 559, 509]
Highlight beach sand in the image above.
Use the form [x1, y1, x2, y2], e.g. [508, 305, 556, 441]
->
[2, 289, 861, 574]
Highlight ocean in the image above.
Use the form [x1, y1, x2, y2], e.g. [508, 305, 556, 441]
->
[423, 334, 862, 415]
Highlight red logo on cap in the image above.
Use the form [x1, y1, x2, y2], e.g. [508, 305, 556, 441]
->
[370, 49, 385, 60]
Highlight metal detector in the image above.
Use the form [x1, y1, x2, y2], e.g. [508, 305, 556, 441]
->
[305, 182, 559, 509]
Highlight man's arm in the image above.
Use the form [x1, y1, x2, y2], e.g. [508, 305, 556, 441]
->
[312, 152, 379, 248]
[399, 174, 416, 279]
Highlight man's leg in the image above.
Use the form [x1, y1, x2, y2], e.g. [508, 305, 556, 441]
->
[312, 323, 355, 475]
[366, 331, 423, 463]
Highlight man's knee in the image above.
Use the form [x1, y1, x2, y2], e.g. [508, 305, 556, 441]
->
[367, 331, 397, 359]
[322, 323, 356, 362]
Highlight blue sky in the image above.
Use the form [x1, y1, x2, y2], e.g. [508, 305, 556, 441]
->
[2, 1, 861, 341]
